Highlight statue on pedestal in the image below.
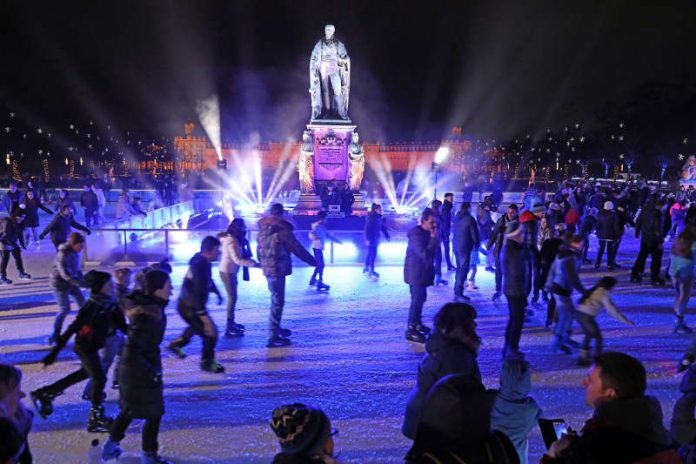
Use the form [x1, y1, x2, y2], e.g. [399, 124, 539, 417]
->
[348, 131, 365, 191]
[299, 130, 315, 193]
[683, 155, 696, 181]
[310, 24, 350, 121]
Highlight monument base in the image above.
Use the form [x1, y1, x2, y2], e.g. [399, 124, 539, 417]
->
[292, 193, 324, 216]
[351, 192, 366, 216]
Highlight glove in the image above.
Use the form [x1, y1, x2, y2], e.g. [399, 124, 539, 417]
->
[42, 347, 61, 366]
[86, 229, 91, 236]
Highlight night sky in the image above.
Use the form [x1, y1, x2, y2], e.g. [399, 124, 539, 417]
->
[2, 0, 695, 145]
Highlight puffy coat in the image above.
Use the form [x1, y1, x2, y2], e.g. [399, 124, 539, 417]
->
[0, 217, 25, 251]
[596, 210, 621, 240]
[80, 190, 99, 210]
[50, 243, 83, 290]
[404, 225, 438, 286]
[491, 359, 541, 464]
[118, 291, 168, 419]
[545, 246, 584, 296]
[40, 212, 89, 244]
[256, 215, 316, 278]
[364, 212, 390, 243]
[402, 331, 481, 439]
[177, 253, 219, 317]
[54, 294, 127, 353]
[452, 210, 480, 258]
[502, 239, 533, 298]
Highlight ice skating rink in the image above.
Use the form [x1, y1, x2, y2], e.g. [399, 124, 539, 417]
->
[0, 234, 688, 463]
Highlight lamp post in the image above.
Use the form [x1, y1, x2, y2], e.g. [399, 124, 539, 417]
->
[433, 146, 451, 200]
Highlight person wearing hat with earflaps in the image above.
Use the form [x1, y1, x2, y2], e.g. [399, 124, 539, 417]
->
[31, 270, 127, 433]
[270, 403, 338, 464]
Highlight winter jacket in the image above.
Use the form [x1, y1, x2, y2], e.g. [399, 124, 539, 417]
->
[579, 214, 596, 237]
[54, 195, 74, 213]
[364, 212, 390, 243]
[404, 225, 438, 287]
[115, 193, 136, 219]
[40, 212, 89, 244]
[309, 221, 339, 251]
[118, 291, 168, 419]
[672, 362, 696, 445]
[503, 239, 533, 298]
[577, 287, 631, 324]
[0, 399, 33, 464]
[219, 234, 257, 274]
[488, 214, 512, 252]
[0, 217, 26, 251]
[50, 243, 84, 290]
[635, 205, 669, 243]
[452, 210, 480, 258]
[80, 190, 99, 210]
[596, 210, 621, 241]
[545, 246, 584, 297]
[257, 215, 316, 278]
[539, 237, 563, 269]
[441, 200, 454, 238]
[2, 190, 21, 214]
[402, 331, 481, 439]
[20, 195, 52, 228]
[491, 360, 541, 464]
[541, 396, 677, 464]
[54, 294, 127, 353]
[177, 253, 220, 316]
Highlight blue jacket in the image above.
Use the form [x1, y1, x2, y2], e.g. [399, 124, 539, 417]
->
[402, 331, 481, 439]
[491, 359, 541, 464]
[364, 212, 390, 243]
[545, 246, 585, 296]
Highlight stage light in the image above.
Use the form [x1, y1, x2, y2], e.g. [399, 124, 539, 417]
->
[434, 146, 451, 164]
[195, 95, 223, 160]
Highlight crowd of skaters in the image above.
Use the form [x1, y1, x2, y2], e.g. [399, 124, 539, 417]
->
[5, 177, 696, 462]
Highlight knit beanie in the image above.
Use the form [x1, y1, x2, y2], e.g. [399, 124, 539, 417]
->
[83, 270, 111, 294]
[270, 403, 331, 456]
[604, 201, 614, 211]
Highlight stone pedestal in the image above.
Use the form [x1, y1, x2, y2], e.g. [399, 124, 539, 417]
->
[309, 122, 356, 184]
[293, 193, 324, 215]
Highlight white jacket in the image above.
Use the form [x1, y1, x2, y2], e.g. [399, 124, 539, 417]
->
[219, 235, 258, 274]
[577, 287, 631, 325]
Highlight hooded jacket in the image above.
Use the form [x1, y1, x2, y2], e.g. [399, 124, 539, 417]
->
[40, 211, 89, 244]
[404, 225, 438, 287]
[491, 360, 541, 464]
[545, 246, 584, 297]
[49, 242, 83, 290]
[402, 331, 481, 439]
[118, 291, 168, 419]
[257, 215, 316, 278]
[543, 396, 675, 463]
[177, 252, 220, 316]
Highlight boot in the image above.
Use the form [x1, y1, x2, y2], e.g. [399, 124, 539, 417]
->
[405, 326, 426, 344]
[413, 323, 431, 335]
[18, 272, 31, 280]
[0, 276, 12, 285]
[454, 294, 470, 303]
[102, 437, 123, 461]
[674, 315, 694, 334]
[267, 336, 292, 348]
[370, 271, 380, 278]
[309, 276, 317, 286]
[167, 343, 187, 359]
[30, 389, 59, 419]
[551, 336, 572, 355]
[316, 281, 330, 291]
[87, 405, 113, 433]
[435, 275, 449, 286]
[141, 450, 173, 464]
[362, 266, 370, 275]
[577, 349, 591, 367]
[200, 360, 225, 374]
[224, 321, 245, 338]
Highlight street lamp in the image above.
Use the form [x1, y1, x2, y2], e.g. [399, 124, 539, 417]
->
[433, 146, 451, 199]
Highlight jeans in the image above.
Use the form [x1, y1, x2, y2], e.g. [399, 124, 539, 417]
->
[576, 311, 602, 354]
[553, 294, 575, 343]
[83, 333, 123, 397]
[311, 248, 325, 282]
[52, 286, 86, 339]
[631, 240, 663, 281]
[267, 276, 286, 338]
[39, 348, 105, 406]
[365, 243, 378, 272]
[581, 234, 590, 261]
[408, 285, 427, 326]
[504, 295, 527, 355]
[170, 304, 218, 364]
[433, 240, 443, 277]
[595, 240, 616, 267]
[442, 238, 454, 268]
[110, 412, 162, 453]
[494, 245, 503, 292]
[673, 274, 694, 317]
[453, 249, 471, 297]
[0, 249, 25, 277]
[220, 271, 239, 327]
[84, 208, 98, 228]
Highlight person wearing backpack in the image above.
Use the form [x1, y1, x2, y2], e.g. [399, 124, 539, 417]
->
[257, 204, 316, 348]
[30, 271, 127, 433]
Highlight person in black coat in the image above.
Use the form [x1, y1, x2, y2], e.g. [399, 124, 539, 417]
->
[31, 271, 127, 433]
[441, 193, 456, 271]
[631, 197, 670, 284]
[364, 203, 390, 278]
[40, 205, 90, 250]
[54, 189, 74, 213]
[502, 220, 533, 359]
[488, 204, 519, 301]
[2, 182, 21, 215]
[452, 202, 480, 302]
[20, 189, 52, 246]
[0, 209, 30, 285]
[404, 208, 439, 344]
[579, 208, 597, 264]
[595, 202, 621, 270]
[402, 303, 482, 439]
[167, 236, 225, 373]
[79, 184, 100, 228]
[102, 270, 173, 464]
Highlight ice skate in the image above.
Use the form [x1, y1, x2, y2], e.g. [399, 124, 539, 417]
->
[316, 281, 330, 291]
[87, 405, 113, 433]
[18, 272, 32, 280]
[101, 438, 123, 461]
[30, 389, 59, 419]
[405, 327, 425, 344]
[267, 336, 292, 348]
[201, 360, 225, 374]
[141, 450, 173, 464]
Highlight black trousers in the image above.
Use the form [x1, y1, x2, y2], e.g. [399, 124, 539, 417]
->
[504, 296, 527, 355]
[39, 349, 105, 405]
[454, 249, 472, 297]
[631, 240, 663, 281]
[0, 248, 25, 277]
[311, 248, 325, 281]
[494, 245, 503, 292]
[442, 238, 454, 268]
[110, 412, 162, 453]
[595, 239, 616, 267]
[575, 311, 602, 354]
[170, 306, 217, 364]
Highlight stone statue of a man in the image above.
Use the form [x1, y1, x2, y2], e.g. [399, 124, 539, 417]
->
[299, 130, 315, 193]
[310, 24, 350, 121]
[348, 131, 365, 191]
